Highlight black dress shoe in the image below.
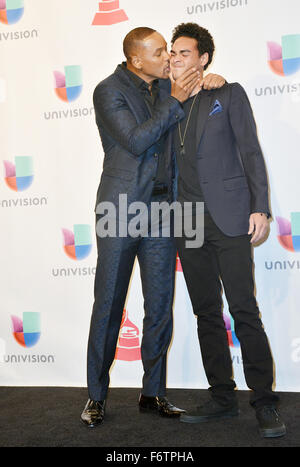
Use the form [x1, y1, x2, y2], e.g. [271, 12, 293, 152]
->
[138, 394, 186, 417]
[80, 399, 105, 428]
[256, 405, 286, 438]
[180, 399, 239, 423]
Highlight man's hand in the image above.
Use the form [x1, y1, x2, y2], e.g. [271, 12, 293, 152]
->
[248, 213, 269, 244]
[170, 67, 200, 103]
[200, 73, 225, 90]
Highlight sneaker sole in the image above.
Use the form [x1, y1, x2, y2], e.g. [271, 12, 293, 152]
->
[180, 409, 240, 423]
[259, 425, 286, 438]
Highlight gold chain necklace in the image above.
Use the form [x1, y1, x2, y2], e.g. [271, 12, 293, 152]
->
[178, 92, 199, 157]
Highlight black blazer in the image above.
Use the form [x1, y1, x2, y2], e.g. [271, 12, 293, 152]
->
[93, 65, 184, 214]
[186, 82, 270, 236]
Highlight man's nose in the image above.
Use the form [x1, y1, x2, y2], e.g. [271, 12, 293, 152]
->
[170, 55, 180, 64]
[163, 50, 170, 60]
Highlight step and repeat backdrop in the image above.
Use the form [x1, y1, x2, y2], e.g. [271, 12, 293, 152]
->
[1, 0, 300, 392]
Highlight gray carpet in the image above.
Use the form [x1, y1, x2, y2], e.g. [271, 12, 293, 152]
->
[0, 387, 298, 450]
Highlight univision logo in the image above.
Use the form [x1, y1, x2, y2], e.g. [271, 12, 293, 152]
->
[254, 34, 300, 98]
[6, 312, 55, 363]
[62, 224, 92, 260]
[264, 213, 300, 271]
[1, 156, 48, 208]
[267, 34, 300, 76]
[0, 0, 24, 25]
[3, 156, 33, 191]
[11, 312, 40, 347]
[276, 213, 300, 252]
[186, 0, 248, 15]
[54, 65, 82, 102]
[223, 313, 240, 348]
[44, 65, 94, 119]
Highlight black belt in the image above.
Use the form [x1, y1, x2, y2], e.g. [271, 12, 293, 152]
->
[152, 185, 168, 195]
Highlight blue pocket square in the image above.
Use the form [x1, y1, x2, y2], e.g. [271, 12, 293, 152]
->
[209, 99, 223, 116]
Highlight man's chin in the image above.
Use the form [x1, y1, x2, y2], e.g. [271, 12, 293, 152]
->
[170, 70, 185, 81]
[161, 67, 170, 79]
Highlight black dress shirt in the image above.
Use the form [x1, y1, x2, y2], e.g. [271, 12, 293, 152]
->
[121, 63, 168, 189]
[174, 92, 205, 204]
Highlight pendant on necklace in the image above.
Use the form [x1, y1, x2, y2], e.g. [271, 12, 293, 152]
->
[180, 145, 185, 156]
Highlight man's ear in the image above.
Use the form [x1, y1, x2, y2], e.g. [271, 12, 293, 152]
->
[200, 52, 209, 68]
[131, 55, 143, 70]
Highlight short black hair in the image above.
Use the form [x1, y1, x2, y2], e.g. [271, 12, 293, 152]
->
[171, 22, 215, 70]
[123, 27, 156, 61]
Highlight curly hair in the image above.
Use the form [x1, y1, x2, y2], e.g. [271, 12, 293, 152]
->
[171, 22, 215, 70]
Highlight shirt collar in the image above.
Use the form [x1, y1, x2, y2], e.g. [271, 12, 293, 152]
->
[121, 62, 159, 93]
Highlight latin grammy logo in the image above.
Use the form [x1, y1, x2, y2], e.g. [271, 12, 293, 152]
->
[92, 0, 128, 26]
[176, 252, 183, 272]
[115, 309, 141, 361]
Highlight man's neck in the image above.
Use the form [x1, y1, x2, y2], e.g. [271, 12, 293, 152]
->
[126, 61, 154, 86]
[190, 70, 203, 96]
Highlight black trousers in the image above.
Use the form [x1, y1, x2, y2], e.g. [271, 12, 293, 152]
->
[176, 211, 279, 408]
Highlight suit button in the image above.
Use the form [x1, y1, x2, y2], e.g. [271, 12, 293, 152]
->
[154, 153, 158, 158]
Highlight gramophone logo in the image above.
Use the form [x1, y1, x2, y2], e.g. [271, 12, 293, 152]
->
[267, 34, 300, 76]
[11, 312, 41, 348]
[115, 309, 141, 361]
[54, 66, 82, 102]
[176, 252, 183, 272]
[3, 156, 33, 191]
[0, 0, 24, 25]
[92, 0, 128, 26]
[62, 224, 92, 260]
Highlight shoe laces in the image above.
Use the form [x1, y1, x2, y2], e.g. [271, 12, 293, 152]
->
[86, 400, 103, 414]
[259, 405, 280, 421]
[156, 397, 169, 407]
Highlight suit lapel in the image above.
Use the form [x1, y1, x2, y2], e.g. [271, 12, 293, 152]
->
[157, 78, 171, 103]
[114, 64, 150, 122]
[195, 91, 214, 150]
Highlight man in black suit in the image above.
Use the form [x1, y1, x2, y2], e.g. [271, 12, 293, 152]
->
[169, 23, 286, 438]
[81, 27, 225, 428]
